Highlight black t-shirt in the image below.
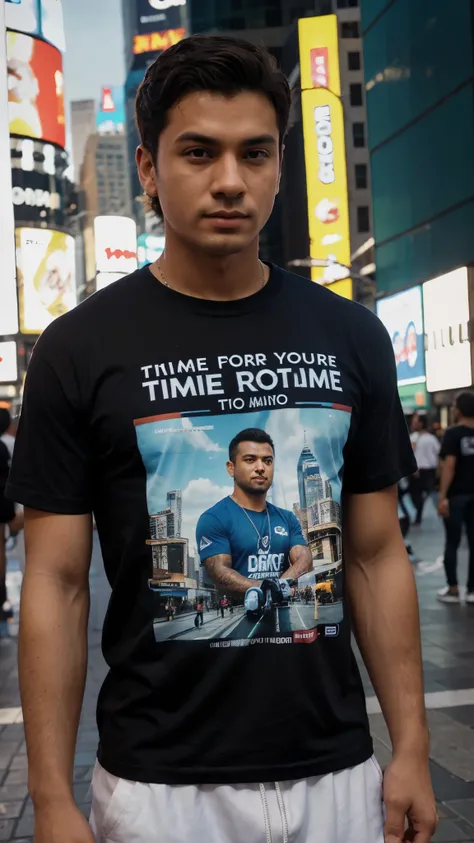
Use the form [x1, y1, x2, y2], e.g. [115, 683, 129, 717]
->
[7, 264, 415, 785]
[440, 425, 474, 497]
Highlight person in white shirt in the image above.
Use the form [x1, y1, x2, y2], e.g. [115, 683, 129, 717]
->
[412, 417, 441, 525]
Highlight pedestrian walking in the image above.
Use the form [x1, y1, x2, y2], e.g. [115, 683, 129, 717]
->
[437, 392, 474, 604]
[6, 34, 436, 843]
[195, 599, 204, 628]
[411, 417, 440, 525]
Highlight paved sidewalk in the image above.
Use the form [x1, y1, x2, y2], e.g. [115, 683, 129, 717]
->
[1, 505, 474, 842]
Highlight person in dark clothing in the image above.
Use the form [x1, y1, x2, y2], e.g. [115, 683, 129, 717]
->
[437, 392, 474, 604]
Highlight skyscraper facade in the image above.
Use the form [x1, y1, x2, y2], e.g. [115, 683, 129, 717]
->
[166, 490, 182, 537]
[71, 100, 97, 183]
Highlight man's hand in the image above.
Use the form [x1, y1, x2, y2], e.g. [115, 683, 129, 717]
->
[383, 754, 438, 843]
[34, 801, 95, 843]
[438, 498, 449, 518]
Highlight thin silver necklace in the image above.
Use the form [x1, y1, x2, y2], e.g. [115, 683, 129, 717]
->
[230, 495, 271, 555]
[156, 260, 266, 291]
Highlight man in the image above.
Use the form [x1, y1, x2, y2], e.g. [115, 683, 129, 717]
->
[195, 599, 204, 628]
[437, 392, 474, 604]
[7, 35, 436, 843]
[412, 416, 440, 525]
[197, 428, 312, 618]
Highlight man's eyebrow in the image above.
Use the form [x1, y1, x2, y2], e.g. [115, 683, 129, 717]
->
[175, 132, 277, 146]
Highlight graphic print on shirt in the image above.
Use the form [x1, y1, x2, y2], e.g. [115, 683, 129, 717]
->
[134, 350, 351, 647]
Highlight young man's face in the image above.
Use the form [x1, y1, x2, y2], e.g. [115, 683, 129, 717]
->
[227, 441, 275, 496]
[139, 90, 282, 255]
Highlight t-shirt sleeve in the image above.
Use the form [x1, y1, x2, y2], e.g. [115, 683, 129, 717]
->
[6, 324, 92, 514]
[439, 429, 458, 459]
[289, 512, 307, 548]
[343, 314, 417, 494]
[196, 512, 231, 563]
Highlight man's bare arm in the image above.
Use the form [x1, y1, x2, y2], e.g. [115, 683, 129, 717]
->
[344, 485, 427, 752]
[281, 544, 313, 581]
[344, 485, 436, 842]
[19, 509, 93, 810]
[204, 554, 259, 593]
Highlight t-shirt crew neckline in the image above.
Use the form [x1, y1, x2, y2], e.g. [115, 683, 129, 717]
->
[143, 261, 283, 317]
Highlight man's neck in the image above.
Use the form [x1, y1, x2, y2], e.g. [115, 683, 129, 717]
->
[458, 416, 474, 428]
[231, 488, 267, 512]
[149, 230, 268, 300]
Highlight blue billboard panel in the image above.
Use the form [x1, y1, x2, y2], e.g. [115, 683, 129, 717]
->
[96, 87, 125, 135]
[376, 286, 426, 386]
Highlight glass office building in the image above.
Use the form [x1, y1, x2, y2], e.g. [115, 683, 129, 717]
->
[191, 1, 332, 34]
[362, 0, 474, 294]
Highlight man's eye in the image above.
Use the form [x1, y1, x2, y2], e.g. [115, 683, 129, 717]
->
[185, 148, 212, 159]
[246, 150, 270, 160]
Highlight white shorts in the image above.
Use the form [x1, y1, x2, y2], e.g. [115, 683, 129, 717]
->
[89, 755, 384, 843]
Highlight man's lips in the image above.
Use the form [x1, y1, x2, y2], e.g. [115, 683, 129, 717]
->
[204, 211, 249, 219]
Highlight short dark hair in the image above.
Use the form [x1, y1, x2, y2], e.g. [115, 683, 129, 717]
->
[419, 416, 429, 431]
[135, 34, 291, 217]
[0, 408, 11, 437]
[229, 428, 275, 463]
[456, 391, 474, 419]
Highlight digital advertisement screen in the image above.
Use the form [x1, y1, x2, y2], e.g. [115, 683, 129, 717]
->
[0, 342, 18, 384]
[16, 227, 76, 333]
[0, 1, 20, 336]
[97, 86, 126, 135]
[376, 287, 426, 386]
[133, 27, 185, 56]
[423, 267, 472, 393]
[299, 15, 351, 300]
[11, 167, 66, 226]
[94, 216, 138, 275]
[5, 0, 65, 52]
[7, 32, 65, 148]
[136, 0, 186, 34]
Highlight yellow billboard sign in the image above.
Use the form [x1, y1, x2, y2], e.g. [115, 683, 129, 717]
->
[298, 16, 352, 299]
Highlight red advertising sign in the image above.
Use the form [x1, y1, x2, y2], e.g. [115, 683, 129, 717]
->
[310, 46, 329, 89]
[293, 629, 319, 644]
[7, 32, 65, 148]
[133, 27, 185, 55]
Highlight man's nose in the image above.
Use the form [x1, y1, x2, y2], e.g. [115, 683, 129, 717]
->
[211, 153, 246, 198]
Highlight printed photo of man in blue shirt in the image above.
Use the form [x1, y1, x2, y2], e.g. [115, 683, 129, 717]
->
[196, 428, 313, 616]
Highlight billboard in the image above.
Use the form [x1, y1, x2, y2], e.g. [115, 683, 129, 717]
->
[11, 167, 67, 226]
[16, 227, 76, 333]
[97, 86, 125, 135]
[136, 0, 186, 34]
[10, 136, 69, 176]
[0, 342, 18, 384]
[0, 0, 20, 335]
[94, 216, 138, 275]
[7, 32, 65, 147]
[298, 16, 351, 299]
[5, 0, 66, 52]
[133, 28, 185, 56]
[423, 267, 472, 393]
[137, 233, 165, 268]
[376, 287, 425, 386]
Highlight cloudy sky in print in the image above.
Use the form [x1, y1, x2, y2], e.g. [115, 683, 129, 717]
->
[135, 407, 351, 554]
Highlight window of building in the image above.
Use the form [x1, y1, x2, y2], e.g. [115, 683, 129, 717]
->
[341, 21, 360, 38]
[357, 206, 370, 233]
[350, 83, 363, 107]
[355, 163, 368, 189]
[352, 122, 365, 147]
[348, 51, 361, 71]
[337, 0, 359, 7]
